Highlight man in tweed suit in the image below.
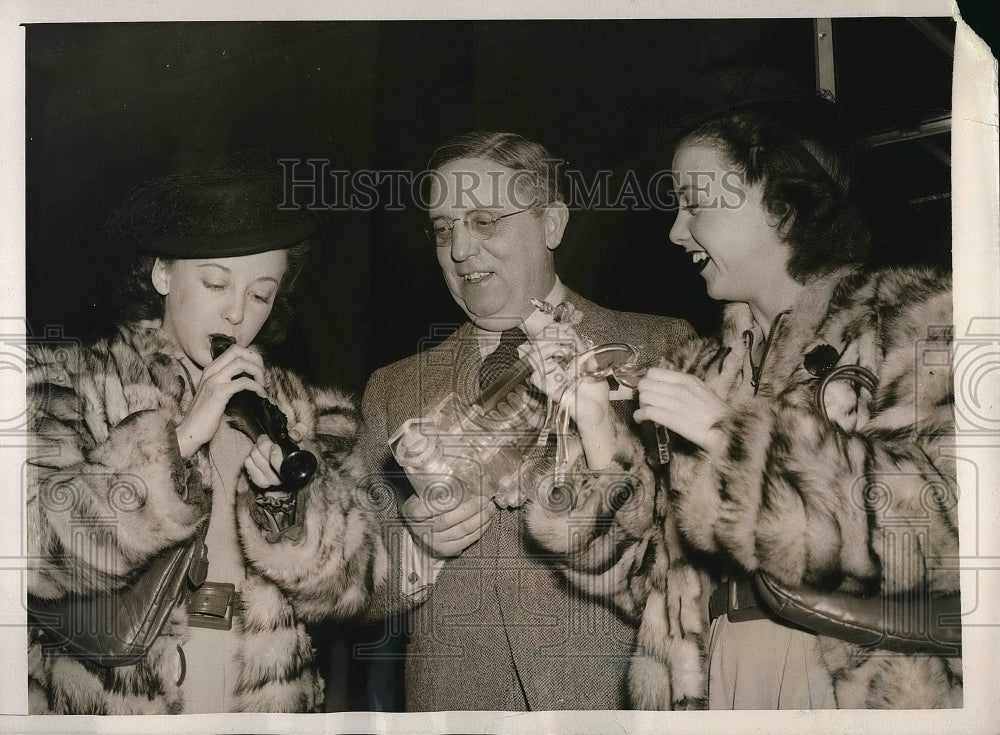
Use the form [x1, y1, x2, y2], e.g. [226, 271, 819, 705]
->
[359, 132, 694, 711]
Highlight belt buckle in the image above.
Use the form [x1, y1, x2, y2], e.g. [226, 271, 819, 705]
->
[727, 575, 765, 622]
[187, 582, 236, 630]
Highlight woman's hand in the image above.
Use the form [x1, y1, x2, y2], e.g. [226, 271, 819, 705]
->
[525, 324, 609, 425]
[243, 421, 307, 489]
[524, 324, 617, 470]
[634, 366, 728, 454]
[401, 494, 497, 558]
[175, 346, 268, 458]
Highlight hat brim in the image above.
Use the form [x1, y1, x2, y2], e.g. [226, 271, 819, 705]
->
[141, 219, 317, 258]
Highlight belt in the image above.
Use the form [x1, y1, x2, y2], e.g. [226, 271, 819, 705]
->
[187, 581, 238, 630]
[709, 575, 770, 623]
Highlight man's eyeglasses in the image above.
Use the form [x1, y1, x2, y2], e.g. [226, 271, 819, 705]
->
[424, 208, 535, 246]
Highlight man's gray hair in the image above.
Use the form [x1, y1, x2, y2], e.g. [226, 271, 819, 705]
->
[427, 131, 563, 207]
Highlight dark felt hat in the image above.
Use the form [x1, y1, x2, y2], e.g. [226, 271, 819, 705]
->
[669, 66, 819, 130]
[104, 150, 319, 258]
[645, 65, 840, 165]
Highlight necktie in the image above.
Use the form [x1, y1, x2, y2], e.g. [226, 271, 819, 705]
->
[478, 327, 528, 393]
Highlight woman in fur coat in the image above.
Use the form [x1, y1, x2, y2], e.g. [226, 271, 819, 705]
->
[523, 97, 960, 709]
[26, 153, 387, 714]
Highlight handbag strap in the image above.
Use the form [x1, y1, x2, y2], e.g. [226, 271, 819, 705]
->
[753, 571, 961, 656]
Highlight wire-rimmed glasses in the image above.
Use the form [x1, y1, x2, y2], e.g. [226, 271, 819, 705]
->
[424, 207, 534, 246]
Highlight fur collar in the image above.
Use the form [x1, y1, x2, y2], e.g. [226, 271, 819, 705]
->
[115, 319, 185, 361]
[717, 267, 861, 396]
[113, 319, 193, 408]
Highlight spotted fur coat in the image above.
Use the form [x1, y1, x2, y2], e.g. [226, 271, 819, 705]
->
[526, 266, 961, 709]
[26, 321, 387, 714]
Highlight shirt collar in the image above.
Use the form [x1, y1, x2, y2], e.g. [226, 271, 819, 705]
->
[475, 277, 567, 357]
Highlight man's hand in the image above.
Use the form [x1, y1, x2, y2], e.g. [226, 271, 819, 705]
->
[401, 494, 497, 558]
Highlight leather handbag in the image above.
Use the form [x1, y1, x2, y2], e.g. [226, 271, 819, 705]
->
[753, 571, 962, 656]
[760, 354, 962, 655]
[28, 535, 205, 668]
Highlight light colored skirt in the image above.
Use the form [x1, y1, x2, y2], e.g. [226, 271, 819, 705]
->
[708, 614, 837, 709]
[180, 623, 243, 713]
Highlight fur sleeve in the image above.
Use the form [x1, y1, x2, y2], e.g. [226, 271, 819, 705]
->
[524, 417, 658, 619]
[524, 419, 712, 710]
[26, 343, 207, 600]
[237, 371, 389, 622]
[672, 274, 958, 596]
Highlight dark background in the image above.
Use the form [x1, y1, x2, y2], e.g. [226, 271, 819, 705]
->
[26, 18, 956, 395]
[25, 18, 958, 711]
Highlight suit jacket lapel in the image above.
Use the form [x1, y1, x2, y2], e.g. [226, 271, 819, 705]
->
[405, 322, 483, 430]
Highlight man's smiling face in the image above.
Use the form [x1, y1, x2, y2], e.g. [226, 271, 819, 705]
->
[429, 157, 564, 332]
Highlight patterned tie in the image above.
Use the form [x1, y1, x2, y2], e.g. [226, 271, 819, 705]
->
[478, 327, 529, 393]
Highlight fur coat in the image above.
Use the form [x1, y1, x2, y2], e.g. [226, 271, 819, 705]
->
[526, 266, 961, 709]
[26, 321, 387, 714]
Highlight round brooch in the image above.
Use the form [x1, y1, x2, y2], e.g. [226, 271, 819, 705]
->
[803, 343, 840, 378]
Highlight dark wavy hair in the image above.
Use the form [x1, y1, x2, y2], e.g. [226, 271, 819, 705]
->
[678, 98, 870, 281]
[427, 131, 564, 209]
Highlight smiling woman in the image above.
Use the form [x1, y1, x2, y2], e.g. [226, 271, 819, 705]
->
[670, 144, 794, 309]
[524, 89, 960, 710]
[25, 152, 389, 714]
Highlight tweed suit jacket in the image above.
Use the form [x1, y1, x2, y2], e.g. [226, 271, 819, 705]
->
[360, 288, 694, 711]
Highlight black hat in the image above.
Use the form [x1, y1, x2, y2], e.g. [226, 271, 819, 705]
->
[666, 65, 820, 133]
[104, 150, 319, 258]
[635, 65, 848, 175]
